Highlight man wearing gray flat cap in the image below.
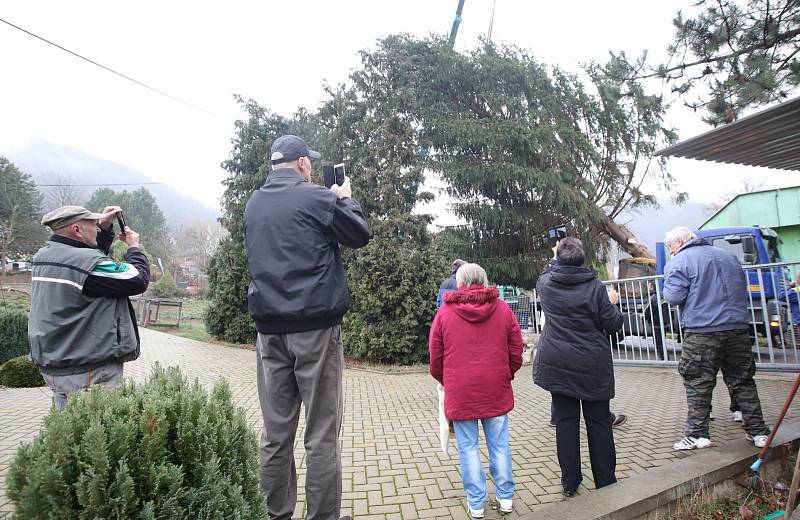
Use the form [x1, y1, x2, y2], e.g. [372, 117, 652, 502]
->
[245, 135, 371, 520]
[28, 205, 150, 411]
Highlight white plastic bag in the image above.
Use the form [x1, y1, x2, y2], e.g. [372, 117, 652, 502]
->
[437, 383, 450, 454]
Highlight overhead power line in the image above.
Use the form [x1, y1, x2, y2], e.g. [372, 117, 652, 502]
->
[36, 182, 165, 187]
[0, 16, 227, 121]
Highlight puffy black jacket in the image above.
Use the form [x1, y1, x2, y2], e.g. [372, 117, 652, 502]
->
[244, 168, 371, 334]
[533, 264, 623, 401]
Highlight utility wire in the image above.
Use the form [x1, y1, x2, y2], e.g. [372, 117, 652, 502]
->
[36, 182, 165, 187]
[0, 16, 228, 121]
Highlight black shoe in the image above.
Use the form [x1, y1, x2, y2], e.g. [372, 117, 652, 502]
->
[611, 414, 628, 427]
[549, 421, 556, 427]
[562, 487, 577, 497]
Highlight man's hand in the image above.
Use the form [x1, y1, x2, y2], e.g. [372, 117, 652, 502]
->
[98, 206, 122, 230]
[119, 227, 140, 248]
[331, 177, 352, 199]
[607, 288, 620, 305]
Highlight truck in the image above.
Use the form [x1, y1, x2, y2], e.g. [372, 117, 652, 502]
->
[616, 225, 790, 345]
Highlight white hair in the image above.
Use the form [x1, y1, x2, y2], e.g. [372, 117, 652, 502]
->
[664, 226, 696, 245]
[456, 263, 488, 288]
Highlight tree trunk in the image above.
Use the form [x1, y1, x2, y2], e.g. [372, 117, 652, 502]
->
[600, 212, 655, 259]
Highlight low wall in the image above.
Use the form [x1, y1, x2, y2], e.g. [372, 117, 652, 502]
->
[527, 419, 800, 520]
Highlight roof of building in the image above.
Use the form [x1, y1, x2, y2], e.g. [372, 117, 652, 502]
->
[700, 185, 800, 229]
[655, 96, 800, 171]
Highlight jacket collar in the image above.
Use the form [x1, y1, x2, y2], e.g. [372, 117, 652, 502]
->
[676, 237, 711, 255]
[49, 234, 93, 249]
[266, 167, 306, 185]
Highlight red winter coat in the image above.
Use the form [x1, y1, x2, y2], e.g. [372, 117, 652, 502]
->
[429, 284, 523, 420]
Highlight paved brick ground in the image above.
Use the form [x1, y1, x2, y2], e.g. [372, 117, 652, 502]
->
[2, 328, 799, 519]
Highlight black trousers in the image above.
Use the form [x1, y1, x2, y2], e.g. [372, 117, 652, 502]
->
[551, 393, 617, 493]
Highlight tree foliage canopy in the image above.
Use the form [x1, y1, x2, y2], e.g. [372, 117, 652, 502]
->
[0, 157, 45, 261]
[615, 0, 800, 125]
[85, 187, 170, 262]
[345, 36, 677, 285]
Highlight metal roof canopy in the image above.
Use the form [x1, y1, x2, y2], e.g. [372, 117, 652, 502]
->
[655, 96, 800, 171]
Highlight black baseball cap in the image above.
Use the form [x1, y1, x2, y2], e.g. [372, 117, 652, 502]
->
[270, 135, 321, 165]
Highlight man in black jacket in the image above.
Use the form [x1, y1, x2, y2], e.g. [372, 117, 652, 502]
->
[244, 135, 371, 520]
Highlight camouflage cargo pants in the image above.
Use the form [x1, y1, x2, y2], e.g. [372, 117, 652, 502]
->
[679, 330, 769, 439]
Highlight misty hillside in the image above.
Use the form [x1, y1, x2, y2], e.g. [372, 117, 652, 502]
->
[620, 198, 709, 253]
[6, 141, 219, 227]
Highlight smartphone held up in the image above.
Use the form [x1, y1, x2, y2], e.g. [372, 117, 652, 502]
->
[323, 163, 346, 188]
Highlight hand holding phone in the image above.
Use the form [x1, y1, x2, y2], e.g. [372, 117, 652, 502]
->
[323, 163, 347, 188]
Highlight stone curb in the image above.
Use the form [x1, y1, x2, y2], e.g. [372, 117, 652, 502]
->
[527, 418, 800, 520]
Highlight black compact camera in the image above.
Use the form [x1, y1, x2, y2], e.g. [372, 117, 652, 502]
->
[547, 225, 567, 246]
[323, 163, 346, 188]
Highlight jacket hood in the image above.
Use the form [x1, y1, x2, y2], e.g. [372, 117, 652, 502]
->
[549, 265, 596, 286]
[444, 285, 500, 323]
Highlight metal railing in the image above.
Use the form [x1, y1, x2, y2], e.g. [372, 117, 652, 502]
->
[500, 261, 800, 371]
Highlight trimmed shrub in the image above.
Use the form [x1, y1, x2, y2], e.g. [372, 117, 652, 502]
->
[0, 307, 29, 365]
[153, 269, 180, 298]
[6, 365, 266, 519]
[343, 216, 446, 364]
[204, 238, 256, 344]
[0, 355, 44, 388]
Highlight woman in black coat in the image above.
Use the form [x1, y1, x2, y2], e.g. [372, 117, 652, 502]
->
[533, 237, 623, 497]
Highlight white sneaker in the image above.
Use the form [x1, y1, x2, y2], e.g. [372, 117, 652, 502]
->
[732, 411, 743, 422]
[746, 433, 769, 448]
[674, 436, 712, 450]
[497, 498, 513, 513]
[469, 507, 485, 519]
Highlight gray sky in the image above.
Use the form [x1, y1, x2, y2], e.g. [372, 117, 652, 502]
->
[2, 0, 799, 217]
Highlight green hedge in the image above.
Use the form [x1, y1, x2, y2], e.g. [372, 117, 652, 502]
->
[0, 355, 44, 388]
[0, 307, 29, 365]
[6, 365, 266, 519]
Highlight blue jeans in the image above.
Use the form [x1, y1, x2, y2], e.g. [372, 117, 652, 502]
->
[453, 415, 515, 510]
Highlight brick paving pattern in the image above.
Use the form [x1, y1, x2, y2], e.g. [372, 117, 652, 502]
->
[2, 328, 799, 519]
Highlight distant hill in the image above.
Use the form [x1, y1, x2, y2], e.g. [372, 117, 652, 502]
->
[6, 141, 219, 227]
[623, 198, 708, 250]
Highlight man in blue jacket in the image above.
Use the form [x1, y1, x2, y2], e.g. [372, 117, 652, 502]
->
[662, 226, 770, 451]
[244, 135, 371, 520]
[437, 258, 465, 308]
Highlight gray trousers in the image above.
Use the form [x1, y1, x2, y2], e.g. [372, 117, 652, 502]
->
[41, 361, 124, 412]
[256, 326, 344, 520]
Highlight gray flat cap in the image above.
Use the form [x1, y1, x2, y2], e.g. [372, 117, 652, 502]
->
[41, 205, 104, 230]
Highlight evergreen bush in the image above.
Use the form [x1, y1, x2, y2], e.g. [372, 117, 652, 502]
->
[343, 217, 446, 364]
[6, 365, 266, 519]
[0, 307, 29, 365]
[0, 355, 44, 388]
[153, 270, 180, 299]
[204, 238, 256, 344]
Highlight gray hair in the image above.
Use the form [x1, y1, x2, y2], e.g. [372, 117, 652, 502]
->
[456, 263, 488, 288]
[664, 226, 696, 246]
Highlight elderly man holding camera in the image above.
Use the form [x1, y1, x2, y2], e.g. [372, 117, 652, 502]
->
[662, 226, 770, 451]
[29, 205, 148, 411]
[244, 135, 371, 520]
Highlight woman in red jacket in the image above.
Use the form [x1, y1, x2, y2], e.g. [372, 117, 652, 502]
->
[429, 263, 524, 519]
